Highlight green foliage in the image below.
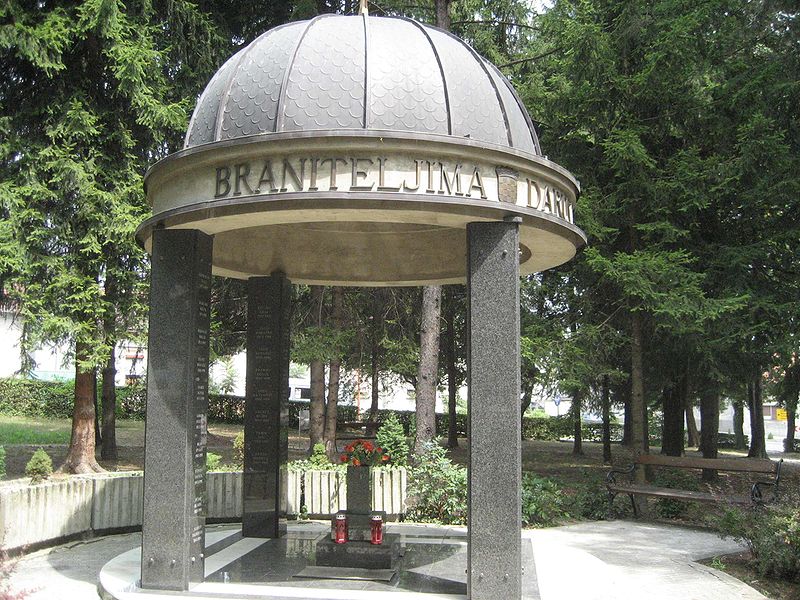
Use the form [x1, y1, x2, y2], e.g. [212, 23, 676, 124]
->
[233, 431, 244, 469]
[308, 443, 331, 468]
[25, 447, 53, 484]
[406, 441, 467, 525]
[717, 433, 750, 449]
[0, 446, 5, 480]
[211, 357, 238, 395]
[0, 0, 227, 369]
[0, 378, 74, 418]
[651, 468, 701, 519]
[521, 474, 568, 527]
[714, 499, 800, 582]
[375, 413, 409, 466]
[286, 458, 344, 473]
[565, 482, 612, 521]
[206, 452, 222, 472]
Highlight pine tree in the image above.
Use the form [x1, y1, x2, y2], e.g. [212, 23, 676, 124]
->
[0, 1, 227, 472]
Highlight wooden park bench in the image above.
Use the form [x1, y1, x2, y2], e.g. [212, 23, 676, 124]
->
[607, 454, 783, 517]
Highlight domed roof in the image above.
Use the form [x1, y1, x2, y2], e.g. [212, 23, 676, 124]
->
[185, 14, 541, 155]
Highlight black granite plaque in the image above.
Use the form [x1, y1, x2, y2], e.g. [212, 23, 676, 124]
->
[466, 222, 522, 599]
[141, 229, 212, 591]
[243, 273, 291, 538]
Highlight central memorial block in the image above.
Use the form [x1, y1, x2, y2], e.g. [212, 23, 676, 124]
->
[137, 12, 585, 600]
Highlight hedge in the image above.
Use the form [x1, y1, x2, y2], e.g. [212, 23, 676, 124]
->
[0, 378, 74, 418]
[0, 377, 640, 444]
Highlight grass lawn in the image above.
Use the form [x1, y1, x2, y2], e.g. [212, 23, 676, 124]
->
[0, 416, 73, 445]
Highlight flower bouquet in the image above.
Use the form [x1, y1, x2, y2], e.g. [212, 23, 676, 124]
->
[340, 439, 390, 467]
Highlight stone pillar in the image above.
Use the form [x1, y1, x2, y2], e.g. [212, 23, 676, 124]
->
[141, 228, 212, 591]
[243, 272, 291, 538]
[466, 220, 522, 600]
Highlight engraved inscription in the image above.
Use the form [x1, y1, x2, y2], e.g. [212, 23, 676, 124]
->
[211, 155, 575, 224]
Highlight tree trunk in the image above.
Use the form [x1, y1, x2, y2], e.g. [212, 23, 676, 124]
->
[62, 341, 103, 473]
[309, 359, 325, 448]
[435, 0, 451, 30]
[686, 402, 700, 448]
[93, 372, 101, 447]
[520, 379, 533, 417]
[571, 390, 583, 456]
[699, 386, 719, 481]
[748, 377, 767, 459]
[630, 312, 647, 479]
[601, 374, 612, 464]
[308, 285, 326, 450]
[733, 399, 746, 449]
[414, 285, 441, 458]
[785, 403, 797, 453]
[370, 345, 379, 420]
[368, 289, 383, 421]
[445, 287, 458, 448]
[324, 287, 344, 457]
[661, 384, 684, 456]
[325, 359, 339, 456]
[622, 393, 632, 446]
[100, 351, 118, 460]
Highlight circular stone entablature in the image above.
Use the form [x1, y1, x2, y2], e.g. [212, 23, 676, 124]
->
[138, 14, 586, 286]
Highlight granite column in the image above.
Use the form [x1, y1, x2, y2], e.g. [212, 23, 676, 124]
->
[141, 228, 212, 591]
[466, 220, 522, 599]
[243, 272, 291, 538]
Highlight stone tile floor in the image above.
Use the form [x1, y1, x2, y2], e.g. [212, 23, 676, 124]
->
[9, 520, 763, 600]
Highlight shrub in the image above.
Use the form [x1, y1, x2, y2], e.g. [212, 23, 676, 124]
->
[651, 468, 701, 519]
[25, 447, 53, 484]
[717, 432, 750, 449]
[376, 413, 409, 466]
[521, 474, 568, 527]
[714, 499, 800, 582]
[565, 482, 612, 521]
[116, 380, 146, 419]
[406, 441, 467, 525]
[308, 443, 331, 468]
[233, 431, 244, 468]
[0, 378, 73, 418]
[206, 452, 222, 471]
[0, 446, 5, 480]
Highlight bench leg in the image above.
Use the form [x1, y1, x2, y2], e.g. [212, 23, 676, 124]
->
[628, 493, 638, 517]
[607, 491, 617, 520]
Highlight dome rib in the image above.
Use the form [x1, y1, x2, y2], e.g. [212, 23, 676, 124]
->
[399, 16, 452, 136]
[489, 61, 542, 154]
[435, 28, 513, 147]
[275, 14, 330, 133]
[361, 12, 370, 129]
[185, 14, 542, 156]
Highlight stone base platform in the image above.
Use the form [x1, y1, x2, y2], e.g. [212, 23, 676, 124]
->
[315, 534, 401, 570]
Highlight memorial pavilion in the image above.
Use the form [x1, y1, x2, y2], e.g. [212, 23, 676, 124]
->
[132, 10, 585, 599]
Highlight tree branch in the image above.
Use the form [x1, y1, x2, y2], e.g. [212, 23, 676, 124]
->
[498, 47, 561, 68]
[451, 19, 539, 31]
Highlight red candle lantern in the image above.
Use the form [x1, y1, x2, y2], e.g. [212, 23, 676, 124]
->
[334, 513, 348, 544]
[370, 514, 383, 545]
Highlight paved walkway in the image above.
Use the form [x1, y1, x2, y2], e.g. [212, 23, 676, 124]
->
[7, 521, 765, 600]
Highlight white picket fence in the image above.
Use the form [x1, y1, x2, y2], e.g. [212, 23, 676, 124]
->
[0, 468, 408, 551]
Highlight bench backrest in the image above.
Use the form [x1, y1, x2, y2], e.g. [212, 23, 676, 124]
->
[636, 453, 779, 474]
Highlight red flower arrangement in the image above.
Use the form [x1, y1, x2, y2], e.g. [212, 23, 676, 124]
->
[340, 439, 390, 466]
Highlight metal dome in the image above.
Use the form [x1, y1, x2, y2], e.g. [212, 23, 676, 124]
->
[185, 14, 541, 155]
